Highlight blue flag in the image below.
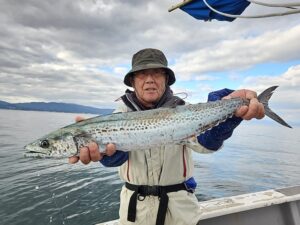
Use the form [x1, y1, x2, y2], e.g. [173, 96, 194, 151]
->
[180, 0, 251, 22]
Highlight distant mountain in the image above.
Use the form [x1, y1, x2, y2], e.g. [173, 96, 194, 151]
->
[0, 100, 114, 115]
[0, 100, 12, 107]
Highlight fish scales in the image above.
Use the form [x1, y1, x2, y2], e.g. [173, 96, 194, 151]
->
[42, 99, 244, 153]
[24, 86, 292, 158]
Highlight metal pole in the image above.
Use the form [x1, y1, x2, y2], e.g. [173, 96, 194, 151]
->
[168, 0, 195, 12]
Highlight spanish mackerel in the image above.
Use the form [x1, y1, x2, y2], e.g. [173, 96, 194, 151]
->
[24, 86, 291, 158]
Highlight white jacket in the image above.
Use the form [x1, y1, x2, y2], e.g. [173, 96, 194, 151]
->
[113, 103, 212, 225]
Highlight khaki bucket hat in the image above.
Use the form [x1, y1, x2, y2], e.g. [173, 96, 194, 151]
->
[124, 48, 176, 87]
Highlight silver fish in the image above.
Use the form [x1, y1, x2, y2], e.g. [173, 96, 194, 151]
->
[24, 86, 291, 158]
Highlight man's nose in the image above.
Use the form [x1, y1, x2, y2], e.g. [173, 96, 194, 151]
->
[144, 73, 155, 82]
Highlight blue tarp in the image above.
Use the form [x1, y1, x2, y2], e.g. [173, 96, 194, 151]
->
[180, 0, 251, 21]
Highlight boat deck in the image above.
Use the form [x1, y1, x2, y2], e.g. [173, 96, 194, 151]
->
[96, 185, 300, 225]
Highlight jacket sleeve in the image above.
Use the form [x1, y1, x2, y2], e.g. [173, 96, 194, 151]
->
[197, 88, 243, 151]
[99, 104, 129, 167]
[100, 150, 129, 167]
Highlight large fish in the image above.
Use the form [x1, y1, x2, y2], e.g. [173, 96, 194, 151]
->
[24, 86, 291, 158]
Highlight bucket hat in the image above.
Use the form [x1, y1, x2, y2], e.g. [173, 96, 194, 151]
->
[124, 48, 176, 87]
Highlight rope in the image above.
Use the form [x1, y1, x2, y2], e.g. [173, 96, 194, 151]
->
[202, 0, 300, 19]
[248, 0, 300, 8]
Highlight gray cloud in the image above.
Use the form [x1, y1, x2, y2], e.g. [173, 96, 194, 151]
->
[0, 0, 300, 111]
[173, 24, 300, 80]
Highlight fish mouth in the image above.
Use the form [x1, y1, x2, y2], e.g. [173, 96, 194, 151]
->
[23, 145, 49, 158]
[23, 152, 65, 159]
[23, 153, 48, 159]
[23, 149, 49, 158]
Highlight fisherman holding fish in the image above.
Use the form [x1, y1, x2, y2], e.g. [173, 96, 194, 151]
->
[68, 48, 266, 225]
[24, 47, 292, 225]
[25, 48, 291, 225]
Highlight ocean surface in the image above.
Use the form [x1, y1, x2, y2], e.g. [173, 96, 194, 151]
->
[0, 109, 299, 225]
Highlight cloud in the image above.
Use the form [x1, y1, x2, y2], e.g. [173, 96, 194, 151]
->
[173, 24, 300, 80]
[241, 64, 300, 101]
[0, 0, 300, 112]
[0, 60, 125, 107]
[238, 64, 300, 123]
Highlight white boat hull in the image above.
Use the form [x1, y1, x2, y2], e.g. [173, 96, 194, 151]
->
[96, 185, 300, 225]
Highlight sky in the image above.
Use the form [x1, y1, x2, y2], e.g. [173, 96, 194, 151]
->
[0, 0, 299, 123]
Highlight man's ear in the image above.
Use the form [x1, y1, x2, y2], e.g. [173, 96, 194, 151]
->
[130, 77, 135, 88]
[165, 74, 169, 87]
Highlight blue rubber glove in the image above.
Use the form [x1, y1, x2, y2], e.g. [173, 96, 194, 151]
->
[100, 150, 128, 167]
[197, 88, 243, 150]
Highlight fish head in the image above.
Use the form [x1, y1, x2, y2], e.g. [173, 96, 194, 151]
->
[24, 129, 78, 158]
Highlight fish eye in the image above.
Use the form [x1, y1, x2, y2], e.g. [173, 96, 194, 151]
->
[39, 140, 50, 148]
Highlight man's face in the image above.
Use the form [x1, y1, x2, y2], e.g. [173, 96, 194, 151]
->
[132, 68, 167, 107]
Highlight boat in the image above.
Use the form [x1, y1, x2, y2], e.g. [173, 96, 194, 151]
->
[96, 185, 300, 225]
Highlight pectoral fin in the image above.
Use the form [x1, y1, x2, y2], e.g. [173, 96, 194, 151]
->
[72, 131, 92, 151]
[72, 131, 106, 153]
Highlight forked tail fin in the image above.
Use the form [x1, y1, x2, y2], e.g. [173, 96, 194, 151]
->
[258, 86, 292, 128]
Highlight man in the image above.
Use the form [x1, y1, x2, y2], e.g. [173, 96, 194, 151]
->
[69, 48, 264, 225]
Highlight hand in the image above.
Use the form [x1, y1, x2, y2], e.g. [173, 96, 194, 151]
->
[68, 116, 117, 164]
[223, 89, 265, 120]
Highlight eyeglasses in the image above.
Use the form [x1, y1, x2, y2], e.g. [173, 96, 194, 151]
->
[134, 68, 166, 79]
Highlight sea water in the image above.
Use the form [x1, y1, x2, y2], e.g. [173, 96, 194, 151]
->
[0, 109, 299, 225]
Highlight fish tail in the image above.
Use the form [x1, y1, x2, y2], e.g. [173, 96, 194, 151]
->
[258, 86, 292, 128]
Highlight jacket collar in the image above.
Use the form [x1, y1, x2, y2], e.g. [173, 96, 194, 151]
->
[120, 86, 185, 111]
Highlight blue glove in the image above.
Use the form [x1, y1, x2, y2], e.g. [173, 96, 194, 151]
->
[197, 88, 243, 150]
[184, 177, 197, 193]
[100, 150, 128, 167]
